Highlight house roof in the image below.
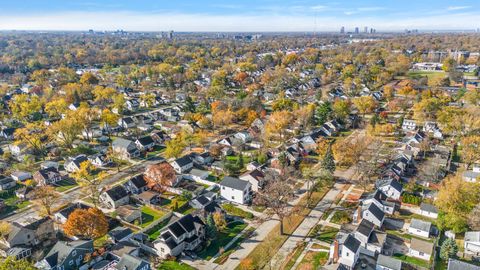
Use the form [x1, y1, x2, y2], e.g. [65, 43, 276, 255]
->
[447, 259, 480, 270]
[112, 138, 134, 149]
[220, 176, 251, 191]
[410, 218, 431, 232]
[44, 240, 93, 268]
[356, 219, 374, 237]
[129, 175, 147, 189]
[174, 155, 193, 167]
[36, 167, 60, 180]
[115, 254, 148, 270]
[344, 234, 361, 253]
[377, 178, 403, 193]
[108, 227, 133, 242]
[137, 136, 155, 146]
[57, 202, 90, 219]
[377, 254, 402, 270]
[168, 221, 187, 238]
[420, 203, 438, 214]
[465, 231, 480, 243]
[68, 155, 88, 168]
[365, 203, 385, 222]
[105, 185, 128, 201]
[410, 238, 433, 254]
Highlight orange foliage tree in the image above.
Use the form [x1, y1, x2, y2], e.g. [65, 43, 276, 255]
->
[144, 162, 177, 191]
[64, 208, 108, 239]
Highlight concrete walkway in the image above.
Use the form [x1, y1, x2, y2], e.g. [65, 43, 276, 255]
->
[270, 183, 343, 269]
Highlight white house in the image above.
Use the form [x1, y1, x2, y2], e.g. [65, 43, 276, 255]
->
[355, 203, 385, 228]
[64, 155, 88, 173]
[463, 164, 480, 183]
[153, 214, 205, 258]
[419, 203, 438, 219]
[376, 178, 402, 200]
[112, 138, 140, 160]
[239, 169, 265, 192]
[170, 156, 193, 174]
[10, 171, 32, 182]
[408, 219, 431, 238]
[99, 185, 129, 209]
[338, 234, 361, 268]
[409, 238, 433, 261]
[219, 176, 252, 205]
[464, 231, 480, 255]
[135, 136, 156, 152]
[402, 119, 417, 131]
[423, 121, 443, 139]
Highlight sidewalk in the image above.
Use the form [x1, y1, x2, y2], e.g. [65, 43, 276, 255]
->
[270, 183, 343, 268]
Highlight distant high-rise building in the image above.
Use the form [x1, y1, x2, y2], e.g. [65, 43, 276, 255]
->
[168, 30, 174, 39]
[370, 28, 374, 34]
[355, 27, 359, 34]
[364, 27, 368, 33]
[340, 26, 345, 34]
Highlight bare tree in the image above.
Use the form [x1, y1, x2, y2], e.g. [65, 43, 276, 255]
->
[254, 169, 295, 235]
[468, 204, 480, 230]
[33, 186, 60, 216]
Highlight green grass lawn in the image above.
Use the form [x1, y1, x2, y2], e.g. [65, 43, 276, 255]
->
[0, 187, 30, 218]
[393, 253, 430, 268]
[198, 221, 247, 260]
[408, 70, 446, 80]
[145, 217, 172, 241]
[157, 260, 195, 270]
[330, 211, 352, 225]
[222, 203, 254, 220]
[316, 227, 339, 244]
[146, 145, 165, 158]
[140, 206, 167, 228]
[54, 179, 78, 192]
[213, 227, 255, 264]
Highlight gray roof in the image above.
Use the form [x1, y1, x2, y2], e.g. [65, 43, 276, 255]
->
[463, 171, 480, 179]
[465, 231, 480, 243]
[410, 238, 433, 254]
[219, 176, 251, 191]
[366, 203, 384, 222]
[112, 138, 134, 149]
[343, 234, 361, 253]
[420, 203, 438, 214]
[410, 218, 432, 232]
[377, 254, 402, 270]
[448, 259, 480, 270]
[115, 253, 149, 270]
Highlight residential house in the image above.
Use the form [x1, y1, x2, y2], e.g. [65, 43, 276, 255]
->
[10, 171, 32, 182]
[150, 131, 165, 144]
[354, 219, 387, 256]
[337, 234, 361, 269]
[54, 203, 91, 224]
[112, 138, 141, 159]
[115, 254, 151, 270]
[409, 238, 433, 261]
[0, 217, 55, 249]
[33, 167, 62, 186]
[233, 131, 252, 144]
[402, 119, 417, 131]
[88, 153, 110, 167]
[100, 185, 130, 209]
[376, 178, 403, 200]
[463, 164, 480, 183]
[192, 152, 214, 166]
[118, 117, 136, 129]
[420, 203, 439, 219]
[423, 121, 443, 139]
[376, 254, 402, 270]
[239, 169, 265, 192]
[170, 155, 194, 174]
[447, 259, 480, 270]
[465, 231, 480, 255]
[355, 203, 385, 228]
[15, 186, 34, 201]
[153, 214, 205, 258]
[135, 191, 161, 205]
[124, 175, 148, 195]
[35, 240, 94, 270]
[108, 227, 133, 243]
[135, 136, 156, 152]
[0, 176, 16, 190]
[219, 176, 252, 205]
[185, 169, 210, 183]
[0, 127, 15, 140]
[362, 190, 396, 215]
[408, 219, 432, 238]
[64, 155, 88, 173]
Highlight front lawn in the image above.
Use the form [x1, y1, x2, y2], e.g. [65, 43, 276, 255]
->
[297, 251, 329, 270]
[393, 253, 430, 268]
[0, 187, 30, 218]
[158, 260, 195, 270]
[330, 211, 352, 225]
[198, 221, 247, 260]
[140, 206, 167, 228]
[309, 226, 339, 244]
[145, 217, 172, 241]
[222, 203, 254, 220]
[54, 179, 78, 192]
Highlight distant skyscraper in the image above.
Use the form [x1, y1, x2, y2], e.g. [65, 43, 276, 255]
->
[340, 26, 345, 34]
[364, 26, 368, 33]
[168, 30, 174, 39]
[355, 27, 359, 34]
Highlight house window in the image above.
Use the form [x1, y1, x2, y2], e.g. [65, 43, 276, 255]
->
[419, 252, 424, 256]
[161, 248, 165, 253]
[346, 252, 350, 256]
[69, 260, 74, 266]
[72, 250, 77, 256]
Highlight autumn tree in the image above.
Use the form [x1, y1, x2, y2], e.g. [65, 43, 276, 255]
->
[47, 112, 82, 148]
[144, 162, 177, 191]
[264, 110, 293, 147]
[9, 94, 43, 121]
[45, 98, 69, 118]
[353, 96, 377, 118]
[64, 208, 108, 239]
[332, 99, 351, 121]
[33, 185, 60, 216]
[461, 135, 480, 169]
[71, 161, 104, 207]
[436, 174, 480, 233]
[93, 86, 116, 108]
[100, 109, 119, 137]
[80, 72, 99, 85]
[14, 122, 48, 156]
[164, 135, 186, 159]
[213, 211, 227, 231]
[0, 256, 37, 270]
[468, 204, 480, 230]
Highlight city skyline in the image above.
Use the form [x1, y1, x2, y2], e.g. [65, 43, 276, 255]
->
[0, 0, 479, 32]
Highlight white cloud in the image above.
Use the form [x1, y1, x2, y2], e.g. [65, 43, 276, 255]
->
[0, 10, 478, 32]
[447, 6, 471, 11]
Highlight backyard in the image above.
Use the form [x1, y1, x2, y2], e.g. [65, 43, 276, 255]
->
[197, 221, 247, 260]
[140, 206, 167, 228]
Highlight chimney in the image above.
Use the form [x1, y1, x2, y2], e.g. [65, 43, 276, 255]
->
[356, 206, 362, 224]
[333, 239, 340, 263]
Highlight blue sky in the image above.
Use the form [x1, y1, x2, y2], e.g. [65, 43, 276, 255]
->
[0, 0, 479, 31]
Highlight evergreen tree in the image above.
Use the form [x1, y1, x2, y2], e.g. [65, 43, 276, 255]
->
[316, 101, 332, 126]
[206, 214, 217, 240]
[440, 238, 458, 260]
[185, 96, 196, 113]
[236, 152, 244, 171]
[321, 145, 336, 173]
